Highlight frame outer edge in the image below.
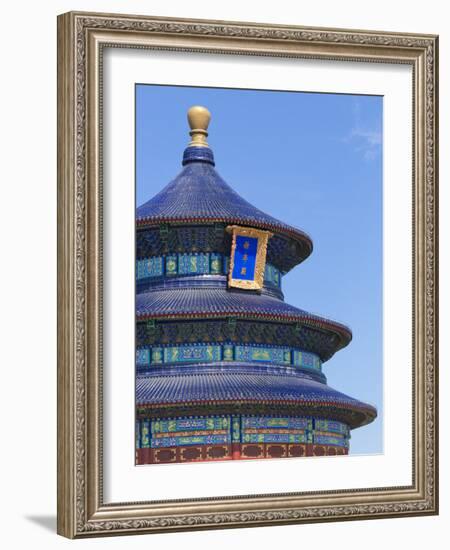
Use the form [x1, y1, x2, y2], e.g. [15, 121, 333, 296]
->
[56, 10, 439, 538]
[57, 12, 77, 539]
[428, 35, 439, 514]
[433, 35, 439, 515]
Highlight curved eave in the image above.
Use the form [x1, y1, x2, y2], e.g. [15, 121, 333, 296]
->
[135, 370, 377, 429]
[137, 309, 352, 353]
[136, 215, 313, 268]
[136, 288, 352, 354]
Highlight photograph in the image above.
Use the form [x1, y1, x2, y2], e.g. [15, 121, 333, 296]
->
[134, 85, 382, 465]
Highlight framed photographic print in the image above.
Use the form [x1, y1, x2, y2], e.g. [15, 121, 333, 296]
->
[57, 11, 438, 538]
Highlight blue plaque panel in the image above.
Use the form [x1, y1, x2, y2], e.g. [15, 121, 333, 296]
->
[232, 235, 258, 281]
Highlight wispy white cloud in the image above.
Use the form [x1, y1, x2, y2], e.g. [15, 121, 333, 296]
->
[343, 100, 382, 161]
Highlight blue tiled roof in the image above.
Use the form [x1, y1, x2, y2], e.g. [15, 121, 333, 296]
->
[135, 366, 377, 428]
[136, 152, 312, 257]
[139, 362, 327, 384]
[136, 287, 352, 349]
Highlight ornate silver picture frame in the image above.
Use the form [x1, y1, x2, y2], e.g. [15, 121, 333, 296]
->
[57, 11, 438, 538]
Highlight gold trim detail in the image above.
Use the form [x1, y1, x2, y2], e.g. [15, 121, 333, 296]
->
[187, 105, 211, 148]
[226, 225, 272, 290]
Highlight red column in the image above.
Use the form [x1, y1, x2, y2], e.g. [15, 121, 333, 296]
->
[232, 443, 241, 460]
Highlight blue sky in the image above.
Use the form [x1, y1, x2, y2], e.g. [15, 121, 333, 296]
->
[136, 84, 383, 455]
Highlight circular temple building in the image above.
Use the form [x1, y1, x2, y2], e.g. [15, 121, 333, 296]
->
[135, 106, 377, 465]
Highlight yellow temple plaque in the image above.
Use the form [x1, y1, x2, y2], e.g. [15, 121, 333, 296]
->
[226, 225, 272, 291]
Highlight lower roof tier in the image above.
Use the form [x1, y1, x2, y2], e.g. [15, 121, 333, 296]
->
[136, 287, 352, 360]
[136, 366, 376, 430]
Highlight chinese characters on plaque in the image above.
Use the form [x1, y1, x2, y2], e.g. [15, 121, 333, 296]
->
[227, 225, 272, 290]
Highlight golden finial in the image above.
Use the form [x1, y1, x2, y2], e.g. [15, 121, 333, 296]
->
[187, 105, 211, 148]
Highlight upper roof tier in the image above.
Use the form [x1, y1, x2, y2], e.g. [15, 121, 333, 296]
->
[136, 106, 313, 272]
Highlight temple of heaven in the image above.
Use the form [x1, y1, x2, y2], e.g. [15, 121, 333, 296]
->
[135, 105, 377, 465]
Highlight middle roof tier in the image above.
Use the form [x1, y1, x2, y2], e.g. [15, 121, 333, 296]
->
[136, 286, 352, 363]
